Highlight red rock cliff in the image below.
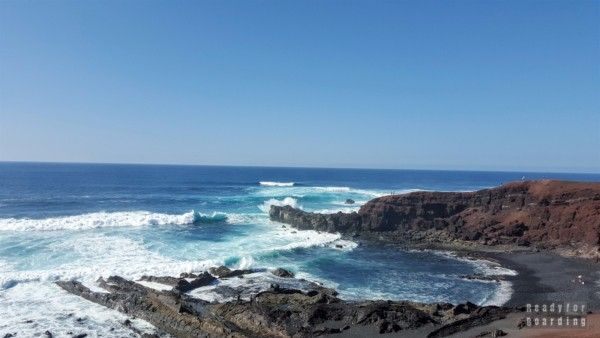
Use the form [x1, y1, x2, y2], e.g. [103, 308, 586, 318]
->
[270, 180, 600, 257]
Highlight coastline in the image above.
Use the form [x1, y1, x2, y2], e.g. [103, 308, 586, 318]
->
[448, 250, 600, 337]
[390, 242, 600, 310]
[330, 241, 600, 337]
[481, 251, 600, 310]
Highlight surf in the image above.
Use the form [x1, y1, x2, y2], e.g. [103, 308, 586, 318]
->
[0, 210, 228, 231]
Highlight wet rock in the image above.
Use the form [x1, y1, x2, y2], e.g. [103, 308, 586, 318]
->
[179, 272, 198, 278]
[271, 268, 294, 278]
[173, 272, 216, 293]
[57, 272, 514, 338]
[460, 274, 502, 282]
[451, 301, 479, 315]
[345, 199, 355, 204]
[44, 331, 53, 338]
[208, 266, 253, 278]
[139, 275, 179, 286]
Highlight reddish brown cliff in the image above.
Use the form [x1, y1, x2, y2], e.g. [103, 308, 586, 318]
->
[270, 180, 600, 257]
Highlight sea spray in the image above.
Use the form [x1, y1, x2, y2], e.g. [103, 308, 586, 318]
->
[0, 210, 228, 231]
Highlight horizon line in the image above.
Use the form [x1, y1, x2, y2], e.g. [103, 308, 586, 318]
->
[1, 160, 599, 176]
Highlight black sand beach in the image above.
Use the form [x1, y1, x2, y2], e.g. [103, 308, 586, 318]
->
[488, 251, 600, 310]
[332, 250, 600, 337]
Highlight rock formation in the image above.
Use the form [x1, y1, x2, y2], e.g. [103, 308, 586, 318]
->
[57, 270, 513, 338]
[270, 180, 600, 257]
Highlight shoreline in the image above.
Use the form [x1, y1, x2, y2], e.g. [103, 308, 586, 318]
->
[480, 251, 600, 310]
[381, 241, 600, 311]
[333, 225, 600, 312]
[333, 241, 600, 337]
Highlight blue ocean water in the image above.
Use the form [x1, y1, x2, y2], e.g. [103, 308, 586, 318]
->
[1, 162, 599, 336]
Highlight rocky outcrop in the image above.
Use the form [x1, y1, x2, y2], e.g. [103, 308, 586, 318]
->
[271, 268, 294, 278]
[270, 180, 600, 257]
[57, 271, 514, 337]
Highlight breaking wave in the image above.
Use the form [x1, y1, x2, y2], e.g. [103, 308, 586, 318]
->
[259, 197, 300, 213]
[0, 210, 228, 232]
[259, 181, 295, 187]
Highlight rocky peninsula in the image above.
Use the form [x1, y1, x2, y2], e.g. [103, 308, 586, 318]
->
[269, 180, 600, 258]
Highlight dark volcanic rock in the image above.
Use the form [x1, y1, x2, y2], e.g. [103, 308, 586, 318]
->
[208, 266, 253, 278]
[57, 273, 512, 338]
[271, 267, 294, 278]
[173, 272, 216, 293]
[139, 275, 179, 286]
[139, 272, 216, 293]
[270, 180, 600, 258]
[345, 199, 355, 204]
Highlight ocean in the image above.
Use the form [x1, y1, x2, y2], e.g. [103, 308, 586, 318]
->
[1, 162, 599, 337]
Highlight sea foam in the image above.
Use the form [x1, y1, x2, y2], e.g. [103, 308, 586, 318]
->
[259, 181, 295, 187]
[259, 197, 300, 213]
[0, 210, 227, 232]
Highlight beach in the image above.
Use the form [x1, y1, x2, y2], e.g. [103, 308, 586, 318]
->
[451, 251, 600, 337]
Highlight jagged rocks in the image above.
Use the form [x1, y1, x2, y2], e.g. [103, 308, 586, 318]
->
[56, 271, 514, 338]
[208, 266, 253, 278]
[139, 272, 216, 293]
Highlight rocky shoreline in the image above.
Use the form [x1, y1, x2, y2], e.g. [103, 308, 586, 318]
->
[56, 267, 516, 338]
[269, 180, 600, 259]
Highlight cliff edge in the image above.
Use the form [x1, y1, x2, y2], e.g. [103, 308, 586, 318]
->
[270, 180, 600, 258]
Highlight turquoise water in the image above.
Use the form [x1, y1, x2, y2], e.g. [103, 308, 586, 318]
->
[1, 163, 598, 336]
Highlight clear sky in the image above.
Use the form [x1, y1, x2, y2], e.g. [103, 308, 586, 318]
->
[0, 1, 598, 173]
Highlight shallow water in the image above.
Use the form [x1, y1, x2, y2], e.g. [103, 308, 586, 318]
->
[1, 163, 598, 336]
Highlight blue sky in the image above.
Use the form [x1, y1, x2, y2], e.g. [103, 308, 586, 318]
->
[0, 1, 598, 172]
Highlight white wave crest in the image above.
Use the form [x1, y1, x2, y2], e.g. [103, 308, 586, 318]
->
[236, 256, 255, 269]
[259, 181, 295, 187]
[259, 197, 300, 213]
[253, 185, 389, 199]
[0, 235, 221, 289]
[0, 210, 227, 232]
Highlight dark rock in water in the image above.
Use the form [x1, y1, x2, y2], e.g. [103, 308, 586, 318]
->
[209, 265, 231, 277]
[345, 199, 355, 204]
[44, 331, 53, 338]
[3, 334, 16, 338]
[139, 272, 216, 293]
[173, 272, 215, 293]
[271, 268, 294, 278]
[139, 275, 179, 286]
[451, 301, 479, 315]
[57, 273, 514, 338]
[460, 274, 502, 282]
[179, 272, 198, 278]
[208, 266, 253, 278]
[270, 180, 600, 258]
[72, 334, 87, 338]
